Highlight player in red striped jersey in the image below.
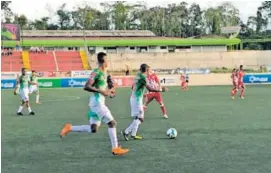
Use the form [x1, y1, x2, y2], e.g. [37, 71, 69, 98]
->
[180, 73, 188, 90]
[237, 65, 246, 99]
[231, 68, 238, 99]
[143, 70, 168, 119]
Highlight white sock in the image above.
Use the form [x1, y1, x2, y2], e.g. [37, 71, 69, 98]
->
[36, 95, 39, 103]
[108, 128, 118, 149]
[131, 119, 141, 137]
[27, 107, 32, 113]
[71, 125, 91, 133]
[125, 120, 136, 134]
[17, 105, 23, 113]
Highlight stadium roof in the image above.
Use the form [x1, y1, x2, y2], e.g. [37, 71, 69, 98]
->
[2, 38, 241, 47]
[21, 30, 156, 37]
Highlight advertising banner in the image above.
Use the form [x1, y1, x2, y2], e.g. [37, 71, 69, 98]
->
[243, 73, 271, 84]
[1, 72, 19, 79]
[112, 76, 134, 87]
[1, 79, 17, 89]
[1, 24, 21, 41]
[61, 78, 88, 88]
[154, 68, 210, 75]
[158, 75, 180, 86]
[38, 79, 61, 88]
[71, 71, 92, 78]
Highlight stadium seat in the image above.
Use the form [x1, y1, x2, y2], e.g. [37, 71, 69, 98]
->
[1, 52, 23, 71]
[55, 51, 84, 71]
[29, 51, 57, 71]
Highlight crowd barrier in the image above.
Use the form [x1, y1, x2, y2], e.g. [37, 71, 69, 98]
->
[2, 73, 271, 89]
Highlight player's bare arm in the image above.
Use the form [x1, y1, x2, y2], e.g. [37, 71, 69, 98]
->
[14, 79, 20, 95]
[146, 85, 167, 92]
[84, 80, 111, 96]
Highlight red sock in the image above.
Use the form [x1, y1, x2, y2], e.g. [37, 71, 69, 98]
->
[240, 88, 245, 97]
[231, 88, 237, 96]
[160, 105, 167, 115]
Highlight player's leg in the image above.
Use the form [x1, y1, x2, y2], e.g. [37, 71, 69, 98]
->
[231, 82, 238, 99]
[240, 83, 245, 99]
[17, 100, 25, 115]
[98, 104, 129, 155]
[185, 81, 189, 90]
[35, 87, 40, 104]
[143, 93, 154, 111]
[122, 98, 144, 140]
[155, 93, 168, 119]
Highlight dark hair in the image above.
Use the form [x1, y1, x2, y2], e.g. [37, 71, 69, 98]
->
[21, 68, 26, 71]
[140, 63, 149, 73]
[240, 65, 243, 68]
[32, 70, 36, 73]
[97, 52, 107, 64]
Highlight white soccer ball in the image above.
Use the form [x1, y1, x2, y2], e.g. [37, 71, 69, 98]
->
[166, 128, 177, 139]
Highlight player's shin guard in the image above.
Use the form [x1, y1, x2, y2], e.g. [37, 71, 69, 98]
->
[36, 94, 40, 103]
[231, 88, 237, 96]
[131, 119, 141, 137]
[240, 88, 245, 98]
[17, 105, 23, 113]
[71, 125, 91, 133]
[160, 103, 167, 116]
[108, 128, 118, 149]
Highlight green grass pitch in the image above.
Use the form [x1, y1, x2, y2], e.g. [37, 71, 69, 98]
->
[2, 85, 271, 173]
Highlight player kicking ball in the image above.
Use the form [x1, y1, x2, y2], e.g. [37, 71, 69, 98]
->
[60, 52, 129, 156]
[29, 70, 41, 104]
[143, 69, 168, 119]
[14, 68, 35, 116]
[121, 64, 167, 141]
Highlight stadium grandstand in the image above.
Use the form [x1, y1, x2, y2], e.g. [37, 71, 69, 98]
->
[2, 29, 270, 73]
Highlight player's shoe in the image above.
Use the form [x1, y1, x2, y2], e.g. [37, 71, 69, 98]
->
[36, 102, 41, 104]
[240, 96, 244, 99]
[112, 146, 129, 156]
[131, 135, 143, 140]
[163, 114, 168, 119]
[121, 130, 129, 141]
[60, 123, 72, 138]
[231, 96, 235, 100]
[29, 111, 35, 115]
[17, 112, 23, 116]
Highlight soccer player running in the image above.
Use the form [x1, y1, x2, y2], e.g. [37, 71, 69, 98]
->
[14, 68, 35, 115]
[231, 68, 238, 99]
[29, 70, 41, 104]
[238, 65, 246, 99]
[59, 52, 129, 156]
[143, 69, 168, 119]
[180, 73, 188, 91]
[121, 64, 167, 141]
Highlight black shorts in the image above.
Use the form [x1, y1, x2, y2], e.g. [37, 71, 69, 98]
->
[186, 80, 189, 83]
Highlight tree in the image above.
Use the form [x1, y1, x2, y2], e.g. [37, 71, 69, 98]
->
[30, 17, 49, 30]
[1, 1, 13, 23]
[14, 14, 28, 29]
[57, 3, 71, 29]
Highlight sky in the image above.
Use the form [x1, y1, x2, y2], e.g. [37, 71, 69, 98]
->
[8, 0, 263, 23]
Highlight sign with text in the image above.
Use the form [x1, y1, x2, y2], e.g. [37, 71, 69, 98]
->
[1, 79, 17, 89]
[243, 73, 271, 84]
[71, 71, 92, 78]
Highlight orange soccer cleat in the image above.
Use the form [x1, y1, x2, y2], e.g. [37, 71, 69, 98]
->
[112, 146, 129, 156]
[60, 123, 72, 138]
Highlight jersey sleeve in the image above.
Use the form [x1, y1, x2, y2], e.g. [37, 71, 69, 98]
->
[140, 75, 147, 87]
[88, 71, 98, 86]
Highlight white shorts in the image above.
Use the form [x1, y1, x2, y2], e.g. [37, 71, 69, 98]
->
[29, 85, 39, 94]
[88, 103, 114, 124]
[130, 97, 144, 119]
[20, 89, 29, 101]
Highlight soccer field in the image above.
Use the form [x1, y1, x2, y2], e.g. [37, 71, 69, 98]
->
[2, 85, 271, 173]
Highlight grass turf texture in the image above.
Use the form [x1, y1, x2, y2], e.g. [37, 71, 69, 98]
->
[2, 85, 271, 173]
[2, 38, 241, 47]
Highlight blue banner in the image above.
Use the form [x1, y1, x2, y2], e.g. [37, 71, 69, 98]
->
[1, 79, 17, 89]
[61, 78, 88, 88]
[243, 73, 271, 84]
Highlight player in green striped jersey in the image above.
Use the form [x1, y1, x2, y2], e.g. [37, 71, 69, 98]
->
[14, 68, 35, 115]
[29, 70, 40, 104]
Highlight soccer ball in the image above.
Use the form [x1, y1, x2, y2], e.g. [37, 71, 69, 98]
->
[166, 128, 177, 139]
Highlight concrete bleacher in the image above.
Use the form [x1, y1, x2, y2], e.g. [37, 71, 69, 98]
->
[55, 51, 84, 71]
[29, 52, 57, 71]
[1, 52, 23, 71]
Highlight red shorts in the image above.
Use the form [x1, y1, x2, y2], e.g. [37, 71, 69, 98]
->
[238, 81, 245, 88]
[181, 81, 186, 87]
[145, 92, 163, 103]
[232, 81, 238, 87]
